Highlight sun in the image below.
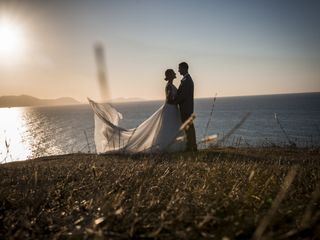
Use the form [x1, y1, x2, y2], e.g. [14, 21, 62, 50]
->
[0, 17, 25, 59]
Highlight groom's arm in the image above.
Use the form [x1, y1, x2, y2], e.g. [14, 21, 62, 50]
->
[172, 82, 189, 104]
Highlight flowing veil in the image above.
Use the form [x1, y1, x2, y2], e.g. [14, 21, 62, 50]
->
[88, 98, 186, 154]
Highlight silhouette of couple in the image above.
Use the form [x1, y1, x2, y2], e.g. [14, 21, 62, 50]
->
[164, 62, 197, 151]
[88, 62, 197, 153]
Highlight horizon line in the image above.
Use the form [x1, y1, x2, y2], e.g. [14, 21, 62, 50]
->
[1, 90, 319, 104]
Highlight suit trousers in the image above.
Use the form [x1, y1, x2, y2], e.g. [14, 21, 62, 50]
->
[186, 123, 197, 151]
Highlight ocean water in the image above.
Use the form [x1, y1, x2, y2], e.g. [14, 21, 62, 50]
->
[1, 92, 320, 163]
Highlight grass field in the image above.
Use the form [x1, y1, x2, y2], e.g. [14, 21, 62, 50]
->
[0, 147, 319, 239]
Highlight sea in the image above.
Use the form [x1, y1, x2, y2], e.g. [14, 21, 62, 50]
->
[1, 92, 320, 163]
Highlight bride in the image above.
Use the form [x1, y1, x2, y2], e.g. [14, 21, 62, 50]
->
[88, 69, 187, 154]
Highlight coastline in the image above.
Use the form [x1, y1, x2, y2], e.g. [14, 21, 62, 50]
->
[1, 147, 319, 239]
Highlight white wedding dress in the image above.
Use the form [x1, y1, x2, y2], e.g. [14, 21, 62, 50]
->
[88, 83, 186, 154]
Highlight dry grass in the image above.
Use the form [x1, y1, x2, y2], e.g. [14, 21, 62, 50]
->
[0, 147, 319, 239]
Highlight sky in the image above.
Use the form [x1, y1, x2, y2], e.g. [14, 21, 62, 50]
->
[0, 0, 319, 102]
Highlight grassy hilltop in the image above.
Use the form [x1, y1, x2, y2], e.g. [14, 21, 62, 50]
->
[0, 147, 319, 239]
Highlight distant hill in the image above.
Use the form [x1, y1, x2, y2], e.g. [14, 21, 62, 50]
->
[0, 95, 80, 108]
[111, 97, 146, 103]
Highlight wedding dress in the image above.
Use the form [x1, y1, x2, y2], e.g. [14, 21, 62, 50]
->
[88, 83, 186, 154]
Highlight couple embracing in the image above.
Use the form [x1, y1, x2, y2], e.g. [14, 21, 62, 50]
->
[88, 62, 197, 154]
[163, 62, 197, 152]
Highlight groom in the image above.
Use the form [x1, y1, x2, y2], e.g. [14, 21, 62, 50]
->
[173, 62, 197, 151]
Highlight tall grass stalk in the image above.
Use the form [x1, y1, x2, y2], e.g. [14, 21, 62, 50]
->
[216, 112, 251, 147]
[1, 137, 11, 163]
[274, 112, 296, 147]
[253, 166, 298, 239]
[202, 93, 217, 148]
[83, 130, 91, 153]
[164, 113, 196, 151]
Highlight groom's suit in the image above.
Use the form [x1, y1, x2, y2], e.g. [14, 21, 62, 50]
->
[173, 74, 197, 151]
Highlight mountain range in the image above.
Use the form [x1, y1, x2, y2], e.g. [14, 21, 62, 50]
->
[0, 95, 80, 108]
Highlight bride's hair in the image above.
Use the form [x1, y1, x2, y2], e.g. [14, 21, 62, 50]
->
[164, 69, 175, 81]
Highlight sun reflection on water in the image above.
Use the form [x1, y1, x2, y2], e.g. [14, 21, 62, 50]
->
[0, 107, 31, 162]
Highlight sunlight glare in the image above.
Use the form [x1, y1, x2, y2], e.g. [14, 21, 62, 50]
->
[0, 17, 25, 60]
[0, 108, 31, 162]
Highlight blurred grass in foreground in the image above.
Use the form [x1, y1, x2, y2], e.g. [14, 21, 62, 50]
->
[0, 147, 319, 239]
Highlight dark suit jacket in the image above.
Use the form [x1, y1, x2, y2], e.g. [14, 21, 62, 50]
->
[172, 74, 194, 122]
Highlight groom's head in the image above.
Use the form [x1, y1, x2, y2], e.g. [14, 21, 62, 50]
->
[178, 62, 189, 76]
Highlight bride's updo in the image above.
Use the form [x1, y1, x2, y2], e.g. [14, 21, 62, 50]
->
[164, 69, 176, 81]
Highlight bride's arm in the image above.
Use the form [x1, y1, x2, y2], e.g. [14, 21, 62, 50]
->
[165, 85, 170, 99]
[165, 85, 174, 103]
